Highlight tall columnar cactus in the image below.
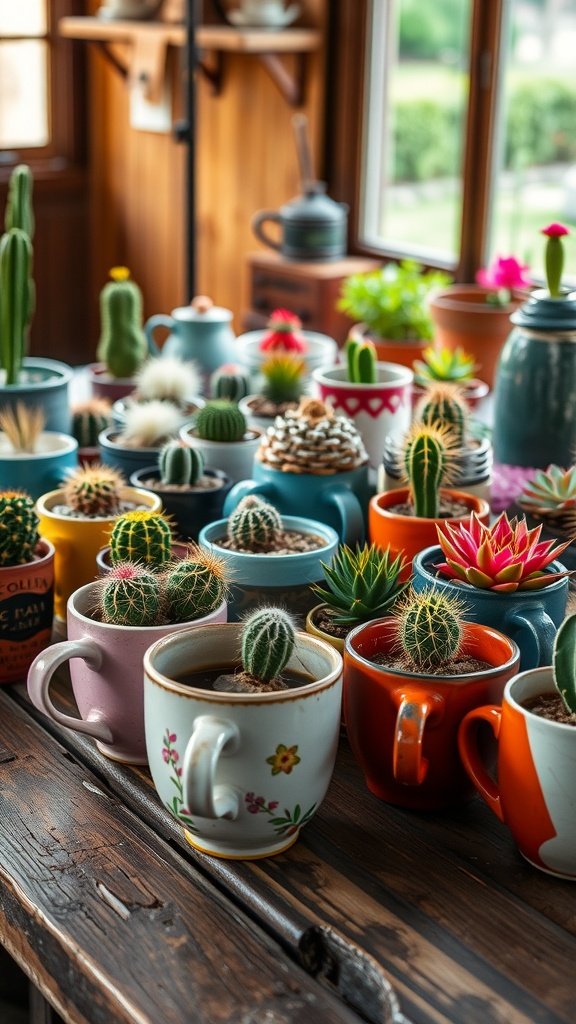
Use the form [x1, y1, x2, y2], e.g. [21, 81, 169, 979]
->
[159, 440, 204, 486]
[195, 400, 247, 442]
[395, 588, 464, 673]
[241, 607, 296, 685]
[402, 423, 454, 519]
[71, 399, 112, 448]
[210, 365, 251, 402]
[110, 510, 173, 568]
[163, 545, 228, 622]
[63, 465, 124, 519]
[0, 228, 33, 385]
[5, 164, 34, 238]
[416, 384, 468, 446]
[227, 495, 282, 551]
[99, 562, 163, 627]
[96, 267, 148, 379]
[0, 490, 39, 566]
[345, 337, 377, 384]
[553, 612, 576, 714]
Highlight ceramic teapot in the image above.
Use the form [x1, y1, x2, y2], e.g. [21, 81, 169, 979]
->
[145, 295, 236, 384]
[252, 183, 348, 261]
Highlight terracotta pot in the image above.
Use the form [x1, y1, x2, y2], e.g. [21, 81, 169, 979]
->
[348, 322, 428, 370]
[368, 487, 490, 574]
[344, 617, 519, 810]
[0, 539, 55, 684]
[428, 286, 525, 387]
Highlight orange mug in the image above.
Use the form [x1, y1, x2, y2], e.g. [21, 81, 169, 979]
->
[459, 667, 576, 879]
[343, 618, 519, 811]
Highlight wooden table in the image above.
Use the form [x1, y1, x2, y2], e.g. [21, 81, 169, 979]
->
[0, 671, 575, 1024]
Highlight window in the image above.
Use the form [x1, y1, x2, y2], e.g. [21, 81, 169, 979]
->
[331, 0, 576, 280]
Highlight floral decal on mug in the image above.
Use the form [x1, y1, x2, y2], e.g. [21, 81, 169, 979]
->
[244, 793, 316, 836]
[266, 743, 301, 775]
[162, 729, 198, 832]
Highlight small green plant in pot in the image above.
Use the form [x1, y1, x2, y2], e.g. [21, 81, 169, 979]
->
[179, 399, 262, 484]
[517, 464, 576, 569]
[306, 542, 409, 650]
[107, 509, 175, 570]
[71, 399, 113, 462]
[240, 352, 306, 431]
[99, 398, 184, 478]
[91, 267, 148, 398]
[112, 356, 203, 427]
[0, 489, 55, 683]
[210, 363, 251, 403]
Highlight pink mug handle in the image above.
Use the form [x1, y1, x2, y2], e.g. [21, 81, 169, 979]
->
[27, 639, 114, 744]
[458, 705, 504, 821]
[392, 686, 445, 786]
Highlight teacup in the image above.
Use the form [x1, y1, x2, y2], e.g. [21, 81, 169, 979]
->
[459, 668, 576, 879]
[144, 622, 342, 859]
[27, 582, 227, 764]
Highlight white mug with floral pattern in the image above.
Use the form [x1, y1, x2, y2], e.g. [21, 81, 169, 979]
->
[143, 622, 343, 859]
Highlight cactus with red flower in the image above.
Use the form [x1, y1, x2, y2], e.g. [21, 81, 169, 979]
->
[259, 309, 307, 353]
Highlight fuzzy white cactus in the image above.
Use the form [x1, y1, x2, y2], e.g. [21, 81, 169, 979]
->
[118, 399, 183, 448]
[135, 357, 201, 405]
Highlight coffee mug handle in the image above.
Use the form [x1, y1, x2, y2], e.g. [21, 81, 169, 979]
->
[392, 686, 445, 786]
[457, 705, 504, 821]
[27, 639, 114, 744]
[182, 715, 241, 819]
[223, 480, 276, 517]
[505, 607, 556, 669]
[323, 486, 365, 545]
[145, 314, 174, 357]
[251, 210, 282, 251]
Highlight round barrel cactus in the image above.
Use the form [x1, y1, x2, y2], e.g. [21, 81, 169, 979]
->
[227, 495, 282, 550]
[163, 546, 228, 622]
[99, 563, 163, 627]
[159, 440, 204, 486]
[195, 400, 247, 442]
[110, 510, 173, 568]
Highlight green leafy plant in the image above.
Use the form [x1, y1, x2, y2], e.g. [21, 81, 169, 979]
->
[312, 543, 408, 625]
[260, 353, 305, 404]
[345, 337, 377, 383]
[402, 422, 456, 519]
[338, 260, 451, 341]
[413, 346, 477, 386]
[394, 587, 465, 673]
[0, 490, 39, 566]
[0, 228, 34, 386]
[552, 613, 576, 715]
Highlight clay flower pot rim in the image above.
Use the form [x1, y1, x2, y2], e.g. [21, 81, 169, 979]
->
[503, 666, 576, 729]
[414, 545, 569, 598]
[0, 432, 78, 460]
[350, 322, 427, 345]
[313, 363, 413, 389]
[144, 622, 343, 703]
[429, 285, 526, 316]
[370, 487, 490, 524]
[345, 616, 520, 681]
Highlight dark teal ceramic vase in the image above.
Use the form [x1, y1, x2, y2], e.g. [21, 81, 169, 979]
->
[493, 289, 576, 467]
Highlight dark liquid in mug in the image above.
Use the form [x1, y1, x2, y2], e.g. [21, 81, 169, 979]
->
[172, 665, 314, 691]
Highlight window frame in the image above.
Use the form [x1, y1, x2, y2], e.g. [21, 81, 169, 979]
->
[326, 0, 506, 280]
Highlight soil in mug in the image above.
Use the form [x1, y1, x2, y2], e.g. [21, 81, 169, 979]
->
[370, 654, 492, 674]
[173, 664, 315, 694]
[387, 496, 473, 519]
[50, 499, 148, 519]
[137, 475, 224, 494]
[244, 397, 299, 418]
[219, 530, 326, 556]
[311, 607, 350, 641]
[523, 692, 576, 726]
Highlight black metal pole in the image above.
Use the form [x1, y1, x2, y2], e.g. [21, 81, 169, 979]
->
[175, 0, 201, 300]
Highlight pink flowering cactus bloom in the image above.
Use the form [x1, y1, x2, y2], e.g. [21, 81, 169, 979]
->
[475, 256, 531, 291]
[541, 223, 570, 238]
[435, 511, 570, 592]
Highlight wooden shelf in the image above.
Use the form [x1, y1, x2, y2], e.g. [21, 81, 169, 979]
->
[59, 17, 321, 105]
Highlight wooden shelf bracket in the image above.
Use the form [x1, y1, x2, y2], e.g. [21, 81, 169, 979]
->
[257, 51, 306, 107]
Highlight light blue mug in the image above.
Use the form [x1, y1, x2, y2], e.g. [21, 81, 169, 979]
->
[0, 434, 78, 500]
[223, 461, 370, 546]
[412, 546, 569, 671]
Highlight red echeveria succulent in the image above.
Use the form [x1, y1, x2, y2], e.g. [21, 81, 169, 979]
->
[260, 308, 307, 353]
[435, 511, 570, 592]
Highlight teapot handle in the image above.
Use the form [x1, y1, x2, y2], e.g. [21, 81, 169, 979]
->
[252, 210, 282, 252]
[145, 314, 174, 356]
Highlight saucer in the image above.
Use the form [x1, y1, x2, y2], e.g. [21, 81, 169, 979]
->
[228, 4, 300, 28]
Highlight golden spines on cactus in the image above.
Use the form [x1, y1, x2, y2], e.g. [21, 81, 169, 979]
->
[63, 464, 125, 518]
[401, 421, 459, 519]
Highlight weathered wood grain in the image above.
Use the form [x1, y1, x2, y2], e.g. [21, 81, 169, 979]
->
[0, 692, 364, 1024]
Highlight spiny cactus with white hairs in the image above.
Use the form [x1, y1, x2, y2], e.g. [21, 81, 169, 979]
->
[117, 399, 183, 448]
[135, 356, 201, 405]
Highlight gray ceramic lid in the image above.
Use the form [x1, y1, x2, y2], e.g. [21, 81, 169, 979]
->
[511, 288, 576, 330]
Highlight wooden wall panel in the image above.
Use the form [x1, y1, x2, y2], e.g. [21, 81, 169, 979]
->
[85, 0, 327, 339]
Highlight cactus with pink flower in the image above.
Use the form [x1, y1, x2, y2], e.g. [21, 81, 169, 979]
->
[435, 511, 571, 593]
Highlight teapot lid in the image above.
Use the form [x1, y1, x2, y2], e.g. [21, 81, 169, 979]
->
[511, 287, 576, 331]
[174, 295, 233, 322]
[280, 182, 348, 223]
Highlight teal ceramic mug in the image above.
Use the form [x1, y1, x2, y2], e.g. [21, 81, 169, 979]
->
[412, 546, 569, 671]
[223, 461, 370, 546]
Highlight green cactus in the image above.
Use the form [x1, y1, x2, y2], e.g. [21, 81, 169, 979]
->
[0, 228, 33, 386]
[63, 465, 124, 518]
[260, 353, 305, 404]
[553, 613, 576, 714]
[416, 385, 468, 446]
[99, 562, 163, 627]
[395, 587, 464, 673]
[96, 267, 148, 379]
[402, 423, 453, 519]
[227, 495, 282, 551]
[195, 400, 247, 442]
[163, 545, 228, 622]
[210, 365, 251, 402]
[159, 440, 204, 486]
[5, 165, 34, 238]
[312, 543, 408, 625]
[345, 337, 377, 384]
[0, 490, 39, 567]
[71, 399, 112, 448]
[241, 607, 296, 684]
[110, 510, 173, 568]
